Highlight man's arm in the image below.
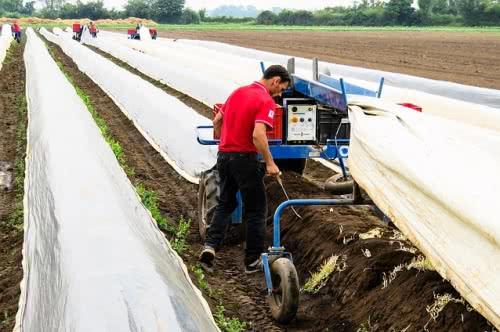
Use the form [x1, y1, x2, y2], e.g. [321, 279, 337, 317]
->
[213, 112, 223, 138]
[253, 123, 280, 176]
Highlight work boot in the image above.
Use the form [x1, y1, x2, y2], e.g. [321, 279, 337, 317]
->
[199, 245, 216, 268]
[245, 256, 263, 274]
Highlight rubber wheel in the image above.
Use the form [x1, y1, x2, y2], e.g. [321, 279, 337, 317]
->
[324, 173, 354, 195]
[198, 167, 220, 240]
[269, 258, 300, 324]
[198, 167, 233, 241]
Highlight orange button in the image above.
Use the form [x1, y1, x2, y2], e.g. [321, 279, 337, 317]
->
[292, 117, 298, 123]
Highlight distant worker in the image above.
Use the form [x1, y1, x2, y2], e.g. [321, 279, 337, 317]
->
[12, 21, 21, 43]
[89, 21, 98, 38]
[199, 65, 291, 274]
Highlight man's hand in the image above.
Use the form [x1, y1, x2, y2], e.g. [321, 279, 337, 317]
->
[213, 112, 223, 138]
[266, 162, 280, 177]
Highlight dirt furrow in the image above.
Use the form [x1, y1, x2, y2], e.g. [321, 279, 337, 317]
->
[0, 37, 27, 332]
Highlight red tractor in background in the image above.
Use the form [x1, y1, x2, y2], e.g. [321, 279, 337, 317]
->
[127, 28, 157, 40]
[72, 23, 98, 42]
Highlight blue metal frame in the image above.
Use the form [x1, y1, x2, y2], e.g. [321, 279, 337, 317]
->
[196, 126, 349, 160]
[292, 74, 347, 112]
[262, 199, 357, 293]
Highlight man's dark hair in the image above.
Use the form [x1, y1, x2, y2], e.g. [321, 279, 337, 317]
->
[263, 65, 291, 83]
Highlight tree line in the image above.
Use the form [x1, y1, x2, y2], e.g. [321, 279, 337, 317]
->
[257, 0, 500, 26]
[1, 0, 499, 26]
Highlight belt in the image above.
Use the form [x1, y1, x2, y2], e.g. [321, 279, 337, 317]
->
[218, 151, 258, 160]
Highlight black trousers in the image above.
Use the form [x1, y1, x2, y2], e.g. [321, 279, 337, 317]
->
[205, 151, 267, 263]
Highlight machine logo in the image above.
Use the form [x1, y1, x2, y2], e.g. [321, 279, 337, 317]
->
[339, 146, 349, 158]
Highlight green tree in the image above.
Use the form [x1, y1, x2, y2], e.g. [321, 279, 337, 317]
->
[151, 0, 184, 23]
[418, 0, 433, 19]
[198, 8, 206, 21]
[180, 8, 200, 24]
[384, 0, 416, 24]
[256, 10, 277, 24]
[77, 0, 109, 20]
[457, 0, 484, 25]
[125, 0, 152, 19]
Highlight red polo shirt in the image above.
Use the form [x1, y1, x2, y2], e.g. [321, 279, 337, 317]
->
[219, 82, 276, 153]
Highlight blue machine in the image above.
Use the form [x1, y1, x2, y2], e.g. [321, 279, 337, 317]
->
[196, 57, 383, 226]
[196, 57, 384, 323]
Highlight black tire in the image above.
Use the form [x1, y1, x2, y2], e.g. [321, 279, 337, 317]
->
[198, 166, 220, 240]
[324, 173, 354, 195]
[269, 258, 300, 324]
[198, 167, 235, 242]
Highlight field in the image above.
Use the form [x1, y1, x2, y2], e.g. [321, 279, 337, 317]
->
[155, 29, 500, 90]
[0, 27, 499, 331]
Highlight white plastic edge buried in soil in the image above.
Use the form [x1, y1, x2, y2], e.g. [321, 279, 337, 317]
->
[15, 29, 219, 332]
[42, 28, 217, 183]
[348, 97, 500, 329]
[0, 24, 13, 70]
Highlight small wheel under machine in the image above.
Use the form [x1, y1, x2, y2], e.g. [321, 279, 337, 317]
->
[269, 258, 300, 324]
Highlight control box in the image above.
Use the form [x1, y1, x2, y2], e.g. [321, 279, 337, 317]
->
[284, 98, 317, 145]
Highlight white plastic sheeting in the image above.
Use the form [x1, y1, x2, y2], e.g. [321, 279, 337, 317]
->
[80, 30, 240, 107]
[173, 39, 500, 131]
[0, 24, 13, 70]
[348, 97, 500, 329]
[44, 28, 217, 182]
[16, 29, 219, 332]
[86, 33, 500, 132]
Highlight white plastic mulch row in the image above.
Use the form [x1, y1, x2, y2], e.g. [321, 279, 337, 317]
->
[16, 28, 218, 332]
[0, 24, 13, 70]
[89, 30, 500, 132]
[83, 29, 500, 328]
[43, 28, 217, 183]
[348, 97, 500, 329]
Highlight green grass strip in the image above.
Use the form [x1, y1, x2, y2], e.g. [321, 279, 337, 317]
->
[9, 89, 28, 230]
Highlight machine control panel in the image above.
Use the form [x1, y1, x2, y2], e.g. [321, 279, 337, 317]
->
[284, 99, 317, 144]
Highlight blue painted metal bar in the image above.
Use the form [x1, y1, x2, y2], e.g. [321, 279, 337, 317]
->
[292, 74, 347, 111]
[338, 157, 348, 178]
[231, 191, 243, 224]
[377, 77, 385, 98]
[195, 126, 350, 160]
[340, 78, 348, 111]
[260, 61, 266, 75]
[319, 74, 377, 98]
[262, 254, 273, 292]
[272, 199, 355, 248]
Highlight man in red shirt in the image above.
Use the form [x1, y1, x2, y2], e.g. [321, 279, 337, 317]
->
[200, 65, 291, 273]
[12, 21, 21, 43]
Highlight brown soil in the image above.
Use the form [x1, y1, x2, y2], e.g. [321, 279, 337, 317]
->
[0, 38, 26, 331]
[156, 30, 500, 90]
[45, 36, 493, 331]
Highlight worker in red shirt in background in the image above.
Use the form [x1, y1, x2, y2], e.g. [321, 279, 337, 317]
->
[12, 21, 21, 43]
[89, 21, 98, 38]
[200, 65, 291, 274]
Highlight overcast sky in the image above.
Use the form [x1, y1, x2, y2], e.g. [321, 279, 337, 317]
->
[103, 0, 355, 10]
